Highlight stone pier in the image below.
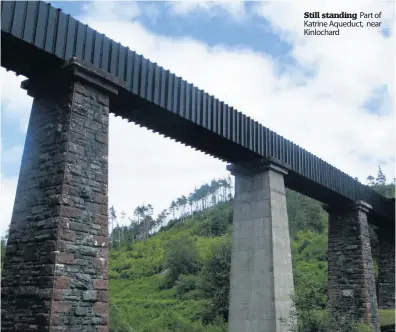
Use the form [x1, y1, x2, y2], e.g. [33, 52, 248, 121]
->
[1, 58, 123, 331]
[326, 201, 380, 332]
[227, 158, 295, 332]
[378, 225, 395, 309]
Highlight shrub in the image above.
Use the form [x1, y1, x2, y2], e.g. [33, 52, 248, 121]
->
[280, 275, 375, 332]
[199, 236, 231, 323]
[175, 275, 201, 299]
[162, 235, 200, 288]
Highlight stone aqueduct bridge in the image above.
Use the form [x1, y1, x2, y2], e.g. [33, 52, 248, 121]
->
[1, 1, 394, 331]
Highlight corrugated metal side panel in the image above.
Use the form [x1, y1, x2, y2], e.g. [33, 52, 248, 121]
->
[197, 89, 203, 125]
[34, 2, 48, 48]
[172, 76, 180, 114]
[125, 50, 134, 91]
[109, 41, 119, 76]
[74, 22, 85, 59]
[227, 106, 232, 140]
[202, 92, 208, 128]
[54, 11, 67, 58]
[132, 53, 142, 95]
[11, 1, 27, 39]
[1, 1, 15, 33]
[153, 64, 162, 105]
[185, 83, 192, 120]
[217, 101, 223, 135]
[159, 69, 168, 109]
[191, 84, 197, 122]
[22, 1, 38, 44]
[64, 16, 77, 59]
[117, 45, 127, 81]
[146, 61, 154, 102]
[166, 72, 174, 112]
[1, 0, 392, 218]
[179, 79, 186, 117]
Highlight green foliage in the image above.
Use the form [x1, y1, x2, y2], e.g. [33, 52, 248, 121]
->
[175, 275, 202, 300]
[187, 203, 232, 238]
[372, 183, 395, 198]
[109, 241, 164, 280]
[280, 275, 374, 332]
[162, 235, 200, 288]
[103, 168, 393, 330]
[109, 302, 135, 332]
[199, 236, 232, 323]
[109, 275, 225, 331]
[142, 310, 221, 332]
[0, 226, 8, 272]
[286, 190, 327, 238]
[379, 309, 396, 327]
[291, 230, 328, 308]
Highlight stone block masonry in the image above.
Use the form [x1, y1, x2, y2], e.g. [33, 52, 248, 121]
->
[1, 58, 124, 332]
[378, 225, 395, 309]
[327, 201, 380, 332]
[227, 158, 296, 332]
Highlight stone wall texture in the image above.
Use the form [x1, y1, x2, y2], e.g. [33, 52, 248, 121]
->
[327, 203, 380, 332]
[378, 226, 395, 309]
[1, 77, 109, 331]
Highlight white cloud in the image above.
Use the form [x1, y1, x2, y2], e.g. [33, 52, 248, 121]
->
[0, 70, 31, 132]
[2, 145, 23, 164]
[78, 0, 394, 180]
[1, 0, 395, 234]
[80, 1, 141, 22]
[250, 0, 395, 178]
[167, 1, 246, 21]
[108, 116, 226, 223]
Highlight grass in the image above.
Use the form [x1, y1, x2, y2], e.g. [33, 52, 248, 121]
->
[109, 276, 212, 331]
[110, 275, 395, 330]
[379, 309, 395, 327]
[107, 198, 395, 331]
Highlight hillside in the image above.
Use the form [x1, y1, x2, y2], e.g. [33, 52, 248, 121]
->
[0, 169, 394, 331]
[106, 168, 394, 332]
[108, 196, 326, 331]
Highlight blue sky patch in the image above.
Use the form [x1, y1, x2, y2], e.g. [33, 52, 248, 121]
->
[362, 85, 392, 116]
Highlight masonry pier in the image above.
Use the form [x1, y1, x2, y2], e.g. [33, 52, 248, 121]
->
[1, 58, 123, 332]
[378, 225, 395, 310]
[227, 158, 296, 332]
[326, 201, 380, 332]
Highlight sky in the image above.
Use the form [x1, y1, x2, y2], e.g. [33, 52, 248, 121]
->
[1, 0, 395, 236]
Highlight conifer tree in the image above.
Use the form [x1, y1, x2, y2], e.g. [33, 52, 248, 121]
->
[366, 175, 375, 186]
[376, 165, 386, 185]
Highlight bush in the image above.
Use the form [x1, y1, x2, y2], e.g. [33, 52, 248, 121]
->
[109, 303, 135, 332]
[199, 236, 231, 323]
[143, 311, 224, 332]
[280, 275, 375, 332]
[175, 275, 201, 300]
[162, 235, 200, 288]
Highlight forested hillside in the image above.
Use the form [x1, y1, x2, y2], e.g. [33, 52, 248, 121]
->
[0, 167, 393, 331]
[104, 166, 395, 332]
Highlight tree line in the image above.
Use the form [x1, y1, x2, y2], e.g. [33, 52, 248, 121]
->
[0, 166, 392, 263]
[108, 167, 395, 332]
[108, 176, 233, 249]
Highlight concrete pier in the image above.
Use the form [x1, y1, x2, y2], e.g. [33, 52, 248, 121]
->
[227, 158, 295, 332]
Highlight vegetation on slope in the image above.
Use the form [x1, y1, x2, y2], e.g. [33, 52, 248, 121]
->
[107, 167, 394, 331]
[0, 166, 393, 331]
